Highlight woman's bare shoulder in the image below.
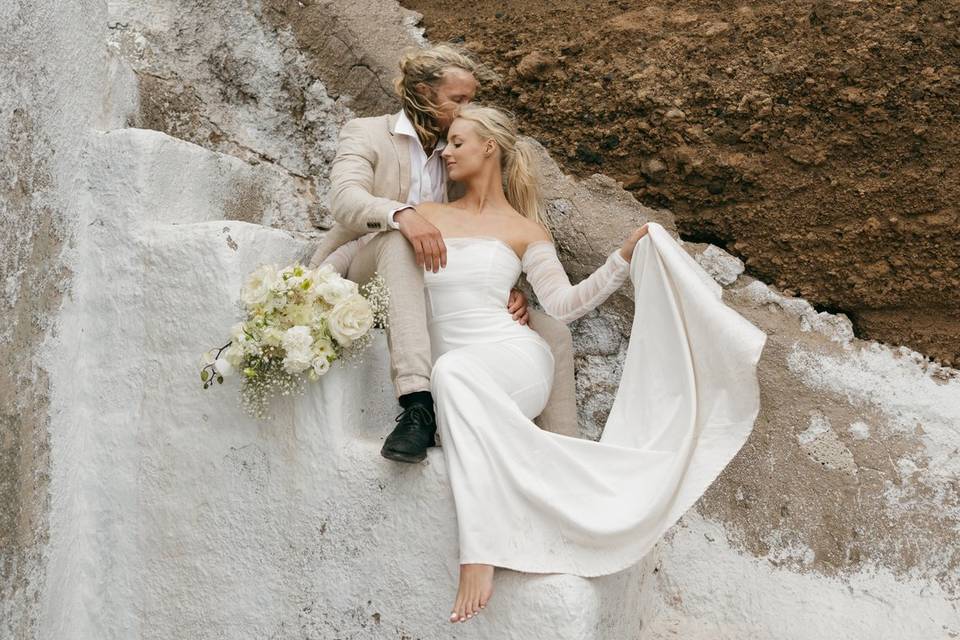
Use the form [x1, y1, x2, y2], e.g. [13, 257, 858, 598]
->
[517, 217, 553, 247]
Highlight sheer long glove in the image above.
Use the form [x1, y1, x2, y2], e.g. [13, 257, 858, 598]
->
[521, 241, 631, 324]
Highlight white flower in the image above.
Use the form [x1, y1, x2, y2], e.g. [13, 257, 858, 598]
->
[310, 263, 338, 285]
[228, 322, 258, 356]
[327, 294, 374, 346]
[285, 302, 318, 327]
[316, 275, 358, 306]
[311, 356, 331, 376]
[261, 326, 285, 347]
[281, 325, 314, 374]
[241, 264, 280, 307]
[213, 357, 234, 377]
[282, 325, 313, 350]
[312, 335, 336, 360]
[279, 264, 307, 293]
[229, 322, 247, 343]
[223, 342, 245, 367]
[283, 356, 312, 375]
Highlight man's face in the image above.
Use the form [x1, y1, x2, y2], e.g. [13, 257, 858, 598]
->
[422, 67, 478, 133]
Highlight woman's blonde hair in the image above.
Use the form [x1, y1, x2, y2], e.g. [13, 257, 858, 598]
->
[454, 103, 550, 234]
[394, 43, 492, 150]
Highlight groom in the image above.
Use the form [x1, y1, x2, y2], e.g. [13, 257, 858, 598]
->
[309, 44, 577, 463]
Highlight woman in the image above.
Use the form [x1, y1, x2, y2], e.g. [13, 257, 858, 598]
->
[414, 104, 646, 623]
[321, 104, 765, 625]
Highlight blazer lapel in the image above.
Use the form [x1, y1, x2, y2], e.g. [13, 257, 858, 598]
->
[387, 112, 411, 203]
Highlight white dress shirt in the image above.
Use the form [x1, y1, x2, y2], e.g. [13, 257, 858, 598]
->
[388, 109, 448, 229]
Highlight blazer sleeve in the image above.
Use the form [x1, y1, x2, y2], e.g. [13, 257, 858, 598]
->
[328, 119, 409, 234]
[521, 241, 630, 324]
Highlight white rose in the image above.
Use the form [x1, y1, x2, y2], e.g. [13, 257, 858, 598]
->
[316, 276, 358, 306]
[310, 263, 338, 285]
[327, 294, 374, 346]
[241, 264, 280, 307]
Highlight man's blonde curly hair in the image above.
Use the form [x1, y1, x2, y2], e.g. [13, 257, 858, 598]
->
[394, 43, 497, 150]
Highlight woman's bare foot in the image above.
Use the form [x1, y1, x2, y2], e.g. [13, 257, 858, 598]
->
[449, 563, 494, 623]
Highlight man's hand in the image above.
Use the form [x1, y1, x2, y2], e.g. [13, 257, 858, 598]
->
[507, 289, 530, 325]
[395, 207, 447, 273]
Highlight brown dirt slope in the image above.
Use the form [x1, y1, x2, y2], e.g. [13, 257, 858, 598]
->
[402, 0, 960, 366]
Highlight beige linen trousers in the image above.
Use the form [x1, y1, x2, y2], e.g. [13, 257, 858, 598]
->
[309, 112, 578, 437]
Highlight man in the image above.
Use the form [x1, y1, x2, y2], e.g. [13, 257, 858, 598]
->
[309, 44, 577, 463]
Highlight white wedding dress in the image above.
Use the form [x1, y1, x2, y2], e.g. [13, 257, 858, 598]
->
[418, 222, 767, 576]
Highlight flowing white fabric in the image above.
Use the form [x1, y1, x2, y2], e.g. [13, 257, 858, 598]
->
[424, 223, 767, 576]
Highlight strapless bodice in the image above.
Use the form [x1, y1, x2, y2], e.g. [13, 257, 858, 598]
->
[423, 236, 549, 359]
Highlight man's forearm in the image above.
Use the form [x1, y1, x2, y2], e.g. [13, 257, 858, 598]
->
[329, 182, 407, 234]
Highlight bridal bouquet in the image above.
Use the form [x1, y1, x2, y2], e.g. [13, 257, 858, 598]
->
[200, 262, 389, 419]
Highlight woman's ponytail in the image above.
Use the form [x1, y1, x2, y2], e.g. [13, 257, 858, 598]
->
[506, 139, 548, 234]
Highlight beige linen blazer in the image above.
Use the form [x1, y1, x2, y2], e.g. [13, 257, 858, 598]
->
[310, 112, 464, 265]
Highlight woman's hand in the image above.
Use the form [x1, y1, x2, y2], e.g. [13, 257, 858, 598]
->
[619, 223, 650, 262]
[507, 289, 530, 325]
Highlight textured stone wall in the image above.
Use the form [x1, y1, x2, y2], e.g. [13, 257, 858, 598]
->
[0, 2, 128, 637]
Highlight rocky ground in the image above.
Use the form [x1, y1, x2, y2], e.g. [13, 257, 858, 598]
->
[401, 0, 960, 367]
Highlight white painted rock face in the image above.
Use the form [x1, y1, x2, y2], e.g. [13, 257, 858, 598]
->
[38, 126, 654, 639]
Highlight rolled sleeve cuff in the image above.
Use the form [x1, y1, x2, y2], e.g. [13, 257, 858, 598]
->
[389, 205, 415, 230]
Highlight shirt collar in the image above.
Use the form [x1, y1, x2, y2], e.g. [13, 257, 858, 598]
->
[393, 110, 446, 151]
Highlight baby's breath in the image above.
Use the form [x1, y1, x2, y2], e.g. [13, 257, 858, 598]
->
[361, 272, 391, 330]
[237, 348, 307, 420]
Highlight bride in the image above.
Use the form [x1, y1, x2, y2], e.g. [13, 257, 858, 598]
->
[414, 104, 646, 623]
[321, 104, 765, 624]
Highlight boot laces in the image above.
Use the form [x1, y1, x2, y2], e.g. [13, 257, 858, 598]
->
[395, 403, 435, 428]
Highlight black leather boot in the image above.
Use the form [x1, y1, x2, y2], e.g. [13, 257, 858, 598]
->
[380, 403, 437, 463]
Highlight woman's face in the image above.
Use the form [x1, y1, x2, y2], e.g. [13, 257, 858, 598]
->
[442, 118, 494, 182]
